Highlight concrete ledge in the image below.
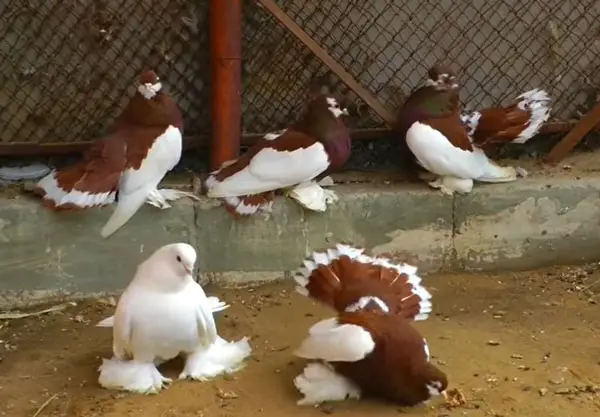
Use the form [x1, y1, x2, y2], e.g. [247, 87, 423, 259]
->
[1, 176, 600, 308]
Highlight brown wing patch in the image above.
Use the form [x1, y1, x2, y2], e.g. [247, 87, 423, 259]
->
[423, 116, 473, 152]
[33, 134, 126, 210]
[472, 106, 530, 145]
[334, 311, 446, 405]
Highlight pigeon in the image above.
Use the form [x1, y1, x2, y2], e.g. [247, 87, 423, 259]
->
[397, 63, 527, 195]
[292, 244, 448, 406]
[96, 243, 252, 394]
[31, 70, 199, 238]
[204, 86, 351, 217]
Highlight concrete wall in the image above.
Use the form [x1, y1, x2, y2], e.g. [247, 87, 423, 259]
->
[2, 176, 600, 308]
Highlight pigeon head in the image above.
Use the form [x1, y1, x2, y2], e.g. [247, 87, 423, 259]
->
[423, 366, 449, 397]
[137, 70, 163, 100]
[169, 243, 197, 277]
[307, 94, 349, 119]
[425, 63, 458, 91]
[148, 242, 197, 282]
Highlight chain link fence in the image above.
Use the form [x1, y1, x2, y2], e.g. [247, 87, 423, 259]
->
[0, 0, 209, 147]
[243, 0, 600, 134]
[1, 0, 599, 157]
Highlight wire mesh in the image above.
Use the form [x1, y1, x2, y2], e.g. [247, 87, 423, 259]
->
[0, 0, 209, 147]
[242, 0, 600, 134]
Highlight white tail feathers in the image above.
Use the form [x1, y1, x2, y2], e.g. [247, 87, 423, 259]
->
[294, 362, 361, 406]
[514, 88, 551, 144]
[98, 358, 171, 394]
[294, 244, 433, 321]
[101, 186, 151, 238]
[178, 336, 252, 381]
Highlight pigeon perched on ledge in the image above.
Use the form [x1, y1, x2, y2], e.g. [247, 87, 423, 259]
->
[31, 71, 199, 238]
[205, 86, 352, 217]
[396, 64, 528, 195]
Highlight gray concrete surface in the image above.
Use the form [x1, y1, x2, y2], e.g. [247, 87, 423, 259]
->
[1, 176, 599, 308]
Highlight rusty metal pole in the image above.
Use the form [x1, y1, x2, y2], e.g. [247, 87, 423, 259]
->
[209, 0, 242, 170]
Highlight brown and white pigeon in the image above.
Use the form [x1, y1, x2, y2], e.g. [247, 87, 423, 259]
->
[204, 87, 351, 217]
[397, 64, 527, 195]
[32, 71, 199, 237]
[292, 244, 448, 407]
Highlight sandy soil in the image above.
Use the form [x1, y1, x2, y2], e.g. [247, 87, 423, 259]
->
[1, 265, 600, 417]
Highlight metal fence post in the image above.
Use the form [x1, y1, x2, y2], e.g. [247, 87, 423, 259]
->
[209, 0, 243, 170]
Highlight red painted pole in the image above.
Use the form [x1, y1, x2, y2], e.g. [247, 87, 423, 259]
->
[209, 0, 243, 170]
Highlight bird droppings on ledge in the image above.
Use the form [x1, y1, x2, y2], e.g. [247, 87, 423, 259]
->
[2, 264, 600, 416]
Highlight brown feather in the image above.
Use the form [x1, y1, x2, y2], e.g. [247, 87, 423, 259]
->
[333, 311, 448, 406]
[421, 116, 474, 152]
[298, 246, 431, 321]
[31, 134, 126, 210]
[471, 105, 531, 146]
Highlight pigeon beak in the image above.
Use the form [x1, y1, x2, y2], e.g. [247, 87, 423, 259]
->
[342, 108, 349, 116]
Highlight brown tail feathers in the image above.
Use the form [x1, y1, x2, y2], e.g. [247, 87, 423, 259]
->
[294, 244, 432, 321]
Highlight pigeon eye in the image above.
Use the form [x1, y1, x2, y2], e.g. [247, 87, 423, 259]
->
[176, 255, 182, 262]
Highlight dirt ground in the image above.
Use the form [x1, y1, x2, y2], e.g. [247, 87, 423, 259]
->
[2, 264, 600, 417]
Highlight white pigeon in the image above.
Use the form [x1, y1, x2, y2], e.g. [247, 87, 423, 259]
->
[97, 243, 252, 394]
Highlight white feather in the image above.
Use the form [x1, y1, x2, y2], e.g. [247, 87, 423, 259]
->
[286, 181, 338, 212]
[345, 296, 390, 313]
[98, 358, 171, 394]
[36, 171, 117, 208]
[406, 122, 518, 183]
[423, 338, 431, 362]
[294, 318, 375, 362]
[178, 336, 252, 381]
[263, 129, 287, 140]
[206, 142, 330, 198]
[312, 251, 330, 266]
[96, 296, 230, 329]
[294, 362, 361, 406]
[101, 125, 182, 238]
[514, 88, 551, 143]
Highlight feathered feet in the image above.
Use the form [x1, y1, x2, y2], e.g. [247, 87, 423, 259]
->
[178, 336, 252, 381]
[98, 358, 172, 394]
[286, 176, 338, 212]
[145, 188, 201, 209]
[294, 362, 361, 406]
[426, 167, 528, 196]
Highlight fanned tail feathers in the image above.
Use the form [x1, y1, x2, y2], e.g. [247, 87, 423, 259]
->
[294, 244, 432, 321]
[513, 88, 551, 144]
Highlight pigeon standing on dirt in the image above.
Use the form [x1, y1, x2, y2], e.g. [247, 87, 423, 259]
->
[96, 243, 252, 394]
